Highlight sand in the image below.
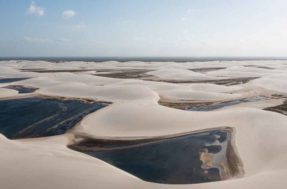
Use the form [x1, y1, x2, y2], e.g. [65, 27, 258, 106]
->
[1, 60, 287, 188]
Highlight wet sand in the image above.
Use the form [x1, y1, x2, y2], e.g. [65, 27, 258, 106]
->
[159, 96, 269, 111]
[94, 68, 258, 85]
[94, 69, 153, 79]
[21, 68, 96, 73]
[146, 76, 258, 86]
[243, 65, 274, 69]
[169, 77, 259, 85]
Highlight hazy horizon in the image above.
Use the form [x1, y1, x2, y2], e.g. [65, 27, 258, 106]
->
[2, 56, 287, 63]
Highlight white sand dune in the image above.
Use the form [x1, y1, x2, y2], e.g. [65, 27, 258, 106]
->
[147, 68, 216, 81]
[0, 60, 287, 188]
[252, 73, 287, 93]
[0, 88, 18, 98]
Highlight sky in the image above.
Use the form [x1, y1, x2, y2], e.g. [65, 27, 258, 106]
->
[1, 0, 287, 57]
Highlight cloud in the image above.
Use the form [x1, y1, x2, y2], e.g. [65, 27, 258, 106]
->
[75, 23, 87, 29]
[62, 10, 76, 19]
[24, 37, 52, 44]
[27, 1, 45, 16]
[24, 37, 71, 45]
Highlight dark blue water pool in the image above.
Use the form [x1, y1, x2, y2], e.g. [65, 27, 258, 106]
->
[70, 127, 243, 184]
[0, 78, 30, 83]
[3, 85, 38, 93]
[0, 97, 108, 139]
